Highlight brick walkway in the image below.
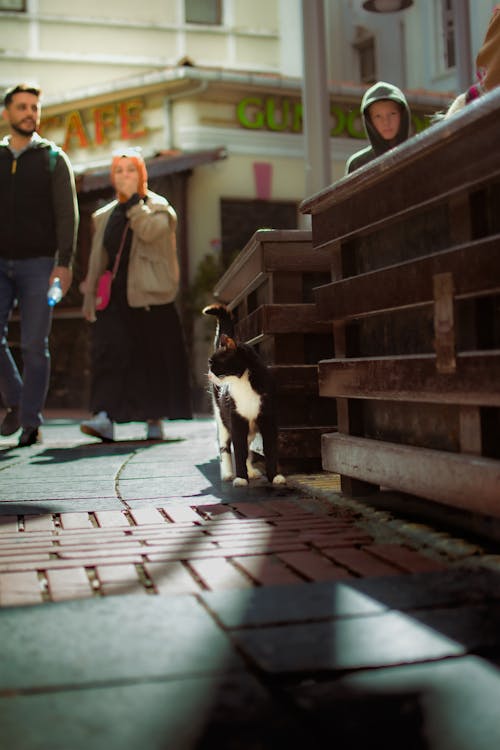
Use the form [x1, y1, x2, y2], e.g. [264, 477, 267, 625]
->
[0, 498, 445, 607]
[2, 415, 500, 750]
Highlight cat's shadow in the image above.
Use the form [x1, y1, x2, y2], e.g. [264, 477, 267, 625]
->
[195, 458, 293, 502]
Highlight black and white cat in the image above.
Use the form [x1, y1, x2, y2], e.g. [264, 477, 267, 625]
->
[203, 303, 286, 487]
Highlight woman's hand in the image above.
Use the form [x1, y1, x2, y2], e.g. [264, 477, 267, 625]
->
[113, 159, 140, 200]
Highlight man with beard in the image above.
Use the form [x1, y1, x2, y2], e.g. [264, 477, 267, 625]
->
[0, 83, 78, 446]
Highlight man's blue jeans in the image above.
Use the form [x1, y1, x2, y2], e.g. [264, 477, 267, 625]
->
[0, 257, 54, 429]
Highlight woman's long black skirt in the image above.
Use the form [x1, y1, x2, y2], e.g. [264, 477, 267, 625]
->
[89, 284, 192, 423]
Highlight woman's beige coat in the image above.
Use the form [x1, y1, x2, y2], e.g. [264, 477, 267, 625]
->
[82, 190, 179, 322]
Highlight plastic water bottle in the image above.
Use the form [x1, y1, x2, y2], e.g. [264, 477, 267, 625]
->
[47, 277, 63, 307]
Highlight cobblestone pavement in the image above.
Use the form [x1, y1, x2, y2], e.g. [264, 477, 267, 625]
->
[1, 413, 500, 750]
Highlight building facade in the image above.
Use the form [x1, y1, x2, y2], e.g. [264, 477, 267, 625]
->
[0, 0, 491, 411]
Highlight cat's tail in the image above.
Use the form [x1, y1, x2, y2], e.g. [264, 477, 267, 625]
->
[203, 303, 235, 348]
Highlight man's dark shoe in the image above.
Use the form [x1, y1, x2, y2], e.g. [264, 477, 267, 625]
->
[0, 406, 21, 436]
[18, 427, 41, 447]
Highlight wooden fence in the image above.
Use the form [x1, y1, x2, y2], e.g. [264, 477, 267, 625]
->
[213, 229, 336, 470]
[301, 88, 500, 516]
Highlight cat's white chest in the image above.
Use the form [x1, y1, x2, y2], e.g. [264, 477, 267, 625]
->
[225, 370, 261, 422]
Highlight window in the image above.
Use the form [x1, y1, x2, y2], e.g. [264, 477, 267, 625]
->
[357, 38, 376, 84]
[185, 0, 222, 25]
[353, 27, 377, 84]
[0, 0, 25, 9]
[441, 0, 455, 69]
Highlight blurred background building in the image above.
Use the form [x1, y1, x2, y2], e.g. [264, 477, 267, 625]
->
[0, 0, 493, 411]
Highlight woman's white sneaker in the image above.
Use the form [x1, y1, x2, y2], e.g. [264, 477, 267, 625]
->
[80, 411, 114, 441]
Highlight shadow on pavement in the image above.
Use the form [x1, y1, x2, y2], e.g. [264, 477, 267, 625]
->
[194, 458, 296, 504]
[0, 438, 186, 466]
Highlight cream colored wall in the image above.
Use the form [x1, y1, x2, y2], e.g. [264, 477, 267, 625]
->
[40, 0, 179, 23]
[234, 37, 280, 69]
[0, 1, 282, 100]
[0, 19, 31, 51]
[39, 23, 179, 59]
[233, 0, 278, 30]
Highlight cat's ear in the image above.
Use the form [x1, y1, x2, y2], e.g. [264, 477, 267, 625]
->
[221, 334, 237, 350]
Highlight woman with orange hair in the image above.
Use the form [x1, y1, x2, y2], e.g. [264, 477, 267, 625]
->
[81, 149, 192, 441]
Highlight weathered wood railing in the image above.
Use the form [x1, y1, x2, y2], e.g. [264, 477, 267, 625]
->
[213, 229, 336, 470]
[301, 88, 500, 517]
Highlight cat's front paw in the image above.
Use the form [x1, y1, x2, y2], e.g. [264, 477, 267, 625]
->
[221, 470, 235, 482]
[247, 466, 262, 480]
[272, 474, 286, 485]
[233, 477, 249, 487]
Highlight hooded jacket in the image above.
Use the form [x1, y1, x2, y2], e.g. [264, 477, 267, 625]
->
[345, 81, 411, 175]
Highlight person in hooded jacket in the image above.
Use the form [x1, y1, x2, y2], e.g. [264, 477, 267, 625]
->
[345, 81, 412, 175]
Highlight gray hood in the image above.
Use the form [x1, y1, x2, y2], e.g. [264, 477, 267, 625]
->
[360, 81, 411, 156]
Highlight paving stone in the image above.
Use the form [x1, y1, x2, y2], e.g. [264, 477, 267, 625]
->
[128, 507, 166, 525]
[0, 516, 19, 533]
[348, 568, 500, 611]
[286, 655, 500, 750]
[323, 547, 404, 576]
[119, 477, 214, 500]
[230, 502, 280, 518]
[59, 512, 94, 529]
[231, 611, 465, 674]
[0, 672, 306, 750]
[0, 595, 244, 691]
[0, 498, 125, 513]
[188, 558, 254, 589]
[160, 504, 202, 523]
[46, 567, 94, 601]
[200, 580, 387, 628]
[94, 510, 131, 528]
[95, 563, 147, 596]
[232, 554, 305, 586]
[277, 550, 353, 581]
[0, 570, 43, 606]
[365, 543, 448, 573]
[23, 514, 56, 531]
[410, 602, 500, 655]
[145, 561, 204, 594]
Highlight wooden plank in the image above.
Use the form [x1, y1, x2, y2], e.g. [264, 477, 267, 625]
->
[264, 242, 330, 272]
[318, 351, 500, 406]
[321, 432, 500, 516]
[459, 406, 482, 455]
[277, 426, 336, 458]
[214, 229, 314, 301]
[270, 364, 319, 394]
[225, 272, 269, 310]
[236, 304, 331, 342]
[314, 234, 500, 321]
[433, 272, 456, 375]
[214, 244, 265, 302]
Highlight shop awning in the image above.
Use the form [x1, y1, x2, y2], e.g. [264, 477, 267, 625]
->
[76, 146, 228, 193]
